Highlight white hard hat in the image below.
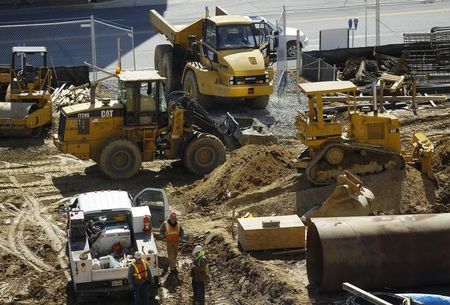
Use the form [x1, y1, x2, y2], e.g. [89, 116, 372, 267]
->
[134, 251, 143, 259]
[192, 245, 203, 255]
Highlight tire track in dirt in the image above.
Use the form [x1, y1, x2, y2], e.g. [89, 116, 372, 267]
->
[8, 208, 51, 272]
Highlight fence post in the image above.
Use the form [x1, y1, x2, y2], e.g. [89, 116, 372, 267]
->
[117, 36, 121, 69]
[131, 26, 136, 70]
[317, 58, 321, 82]
[296, 29, 302, 79]
[90, 15, 97, 81]
[333, 64, 336, 81]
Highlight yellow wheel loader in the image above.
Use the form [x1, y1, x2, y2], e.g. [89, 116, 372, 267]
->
[0, 46, 52, 137]
[295, 80, 434, 185]
[53, 68, 243, 179]
[149, 7, 274, 110]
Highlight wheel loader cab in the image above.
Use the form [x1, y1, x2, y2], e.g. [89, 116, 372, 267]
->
[117, 71, 168, 127]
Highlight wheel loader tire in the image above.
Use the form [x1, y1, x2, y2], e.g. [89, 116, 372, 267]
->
[183, 70, 214, 110]
[182, 134, 225, 176]
[98, 138, 142, 179]
[249, 95, 269, 109]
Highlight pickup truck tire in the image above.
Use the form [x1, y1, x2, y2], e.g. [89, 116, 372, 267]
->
[99, 138, 142, 179]
[183, 70, 214, 110]
[287, 41, 297, 58]
[249, 95, 269, 109]
[182, 134, 225, 176]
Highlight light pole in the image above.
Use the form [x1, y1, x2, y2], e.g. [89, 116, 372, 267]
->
[375, 0, 380, 46]
[364, 0, 368, 47]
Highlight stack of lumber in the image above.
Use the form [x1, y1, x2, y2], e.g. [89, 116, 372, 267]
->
[237, 215, 305, 251]
[51, 83, 90, 111]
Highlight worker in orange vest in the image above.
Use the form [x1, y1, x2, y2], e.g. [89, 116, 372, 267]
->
[128, 251, 153, 305]
[160, 212, 184, 272]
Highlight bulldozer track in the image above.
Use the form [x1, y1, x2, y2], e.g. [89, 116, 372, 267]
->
[306, 142, 404, 185]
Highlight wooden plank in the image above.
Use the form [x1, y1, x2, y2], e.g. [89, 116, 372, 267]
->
[321, 95, 447, 102]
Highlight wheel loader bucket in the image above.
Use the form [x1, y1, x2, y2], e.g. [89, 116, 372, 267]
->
[302, 171, 375, 222]
[222, 113, 277, 147]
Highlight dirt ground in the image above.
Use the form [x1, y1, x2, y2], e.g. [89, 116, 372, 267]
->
[0, 102, 449, 305]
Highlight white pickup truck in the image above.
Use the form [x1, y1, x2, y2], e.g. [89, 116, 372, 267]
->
[64, 188, 169, 299]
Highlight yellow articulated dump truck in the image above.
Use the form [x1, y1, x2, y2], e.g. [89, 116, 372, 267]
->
[0, 47, 52, 137]
[149, 7, 274, 109]
[53, 67, 245, 180]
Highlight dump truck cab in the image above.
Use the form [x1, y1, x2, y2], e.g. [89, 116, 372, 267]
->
[191, 15, 271, 98]
[150, 8, 274, 110]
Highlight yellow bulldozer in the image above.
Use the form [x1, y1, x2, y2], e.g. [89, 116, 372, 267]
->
[149, 7, 274, 109]
[295, 80, 434, 185]
[0, 46, 52, 137]
[53, 66, 245, 179]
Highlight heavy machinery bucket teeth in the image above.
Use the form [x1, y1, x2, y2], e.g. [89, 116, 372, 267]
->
[305, 142, 405, 185]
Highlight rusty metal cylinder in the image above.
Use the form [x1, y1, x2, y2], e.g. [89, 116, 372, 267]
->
[307, 214, 450, 292]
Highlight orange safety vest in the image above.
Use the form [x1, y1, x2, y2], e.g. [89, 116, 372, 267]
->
[131, 261, 148, 280]
[165, 222, 180, 242]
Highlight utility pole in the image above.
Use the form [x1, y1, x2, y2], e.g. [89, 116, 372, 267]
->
[375, 0, 380, 46]
[364, 0, 368, 47]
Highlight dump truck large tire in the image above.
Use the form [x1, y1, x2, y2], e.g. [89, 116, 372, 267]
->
[182, 134, 225, 176]
[154, 44, 181, 93]
[183, 70, 214, 110]
[98, 138, 142, 179]
[154, 44, 172, 72]
[249, 95, 269, 109]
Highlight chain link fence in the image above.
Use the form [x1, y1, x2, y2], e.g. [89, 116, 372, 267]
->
[0, 16, 135, 88]
[275, 6, 287, 95]
[301, 52, 336, 82]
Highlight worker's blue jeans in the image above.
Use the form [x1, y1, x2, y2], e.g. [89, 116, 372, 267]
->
[133, 282, 150, 305]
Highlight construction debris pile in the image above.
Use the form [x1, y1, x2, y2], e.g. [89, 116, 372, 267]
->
[339, 53, 408, 85]
[51, 83, 90, 111]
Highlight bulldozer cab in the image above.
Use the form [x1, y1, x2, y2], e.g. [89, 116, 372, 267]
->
[9, 46, 51, 101]
[117, 70, 168, 126]
[296, 81, 357, 149]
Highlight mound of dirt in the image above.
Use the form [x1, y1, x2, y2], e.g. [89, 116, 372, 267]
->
[173, 145, 296, 207]
[205, 233, 298, 305]
[432, 136, 450, 206]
